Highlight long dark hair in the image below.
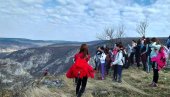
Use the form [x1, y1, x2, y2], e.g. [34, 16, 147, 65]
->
[151, 37, 160, 45]
[145, 38, 150, 45]
[79, 44, 89, 58]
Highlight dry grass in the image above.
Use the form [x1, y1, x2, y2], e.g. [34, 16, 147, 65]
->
[18, 67, 170, 97]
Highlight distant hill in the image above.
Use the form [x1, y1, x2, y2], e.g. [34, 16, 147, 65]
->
[0, 38, 81, 54]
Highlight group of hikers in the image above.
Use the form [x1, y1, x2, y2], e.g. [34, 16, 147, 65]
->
[66, 36, 170, 97]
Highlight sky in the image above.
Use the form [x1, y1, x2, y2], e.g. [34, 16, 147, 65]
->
[0, 0, 170, 42]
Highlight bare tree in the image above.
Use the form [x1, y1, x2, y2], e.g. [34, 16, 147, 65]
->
[97, 24, 126, 45]
[116, 24, 125, 39]
[96, 27, 115, 41]
[136, 19, 148, 37]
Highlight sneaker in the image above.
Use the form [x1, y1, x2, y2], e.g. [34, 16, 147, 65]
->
[152, 83, 158, 87]
[118, 80, 122, 83]
[101, 77, 105, 80]
[149, 82, 158, 87]
[149, 82, 154, 87]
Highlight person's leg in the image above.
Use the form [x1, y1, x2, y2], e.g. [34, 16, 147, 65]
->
[105, 61, 108, 75]
[106, 61, 111, 75]
[130, 53, 134, 65]
[149, 57, 152, 72]
[146, 56, 150, 73]
[80, 77, 88, 93]
[136, 55, 140, 67]
[76, 78, 82, 95]
[77, 77, 88, 97]
[152, 62, 159, 85]
[154, 69, 159, 83]
[75, 77, 78, 85]
[117, 65, 122, 82]
[94, 61, 97, 70]
[101, 63, 105, 79]
[141, 54, 147, 71]
[113, 65, 117, 81]
[97, 62, 101, 72]
[153, 62, 159, 84]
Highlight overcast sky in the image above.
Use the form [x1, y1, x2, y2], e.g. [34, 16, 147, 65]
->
[0, 0, 170, 42]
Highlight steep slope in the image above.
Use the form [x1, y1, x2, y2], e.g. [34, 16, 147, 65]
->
[4, 46, 79, 76]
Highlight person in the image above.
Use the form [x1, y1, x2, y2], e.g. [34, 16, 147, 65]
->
[105, 47, 112, 75]
[94, 46, 102, 71]
[66, 44, 94, 97]
[166, 35, 170, 49]
[122, 47, 128, 69]
[141, 38, 147, 71]
[149, 38, 161, 87]
[134, 39, 141, 68]
[141, 38, 152, 72]
[111, 43, 124, 83]
[112, 43, 118, 81]
[129, 40, 137, 65]
[99, 46, 106, 80]
[43, 69, 48, 76]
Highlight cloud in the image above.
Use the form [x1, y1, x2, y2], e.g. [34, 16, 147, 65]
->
[0, 0, 170, 41]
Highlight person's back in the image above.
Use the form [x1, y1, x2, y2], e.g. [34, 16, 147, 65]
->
[75, 52, 90, 62]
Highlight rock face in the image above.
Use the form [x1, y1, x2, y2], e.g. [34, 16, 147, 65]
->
[1, 39, 102, 77]
[4, 46, 79, 76]
[0, 59, 32, 94]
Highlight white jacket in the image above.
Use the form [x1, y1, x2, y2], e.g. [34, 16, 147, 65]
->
[150, 42, 161, 58]
[100, 53, 106, 64]
[112, 51, 124, 66]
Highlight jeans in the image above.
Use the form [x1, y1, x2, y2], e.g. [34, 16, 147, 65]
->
[117, 65, 123, 82]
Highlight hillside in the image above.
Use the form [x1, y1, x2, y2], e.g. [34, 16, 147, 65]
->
[0, 37, 169, 97]
[2, 67, 170, 97]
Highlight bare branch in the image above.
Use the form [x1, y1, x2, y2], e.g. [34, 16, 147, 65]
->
[116, 24, 125, 39]
[136, 19, 149, 37]
[96, 27, 115, 41]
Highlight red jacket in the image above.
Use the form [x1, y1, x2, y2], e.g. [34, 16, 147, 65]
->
[66, 53, 94, 79]
[74, 52, 90, 62]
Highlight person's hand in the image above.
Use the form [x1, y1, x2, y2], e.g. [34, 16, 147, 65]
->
[110, 63, 113, 66]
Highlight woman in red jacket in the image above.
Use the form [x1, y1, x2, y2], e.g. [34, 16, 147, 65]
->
[66, 44, 94, 97]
